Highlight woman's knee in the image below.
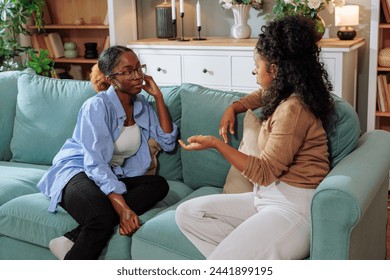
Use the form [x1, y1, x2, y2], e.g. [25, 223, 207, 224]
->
[175, 199, 201, 230]
[154, 175, 169, 198]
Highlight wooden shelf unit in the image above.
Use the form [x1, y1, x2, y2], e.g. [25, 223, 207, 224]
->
[368, 0, 390, 131]
[27, 0, 109, 80]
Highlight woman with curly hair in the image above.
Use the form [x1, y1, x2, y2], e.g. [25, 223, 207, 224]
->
[176, 15, 334, 259]
[38, 46, 178, 259]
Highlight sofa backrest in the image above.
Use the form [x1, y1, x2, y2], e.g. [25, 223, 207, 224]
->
[0, 71, 360, 185]
[10, 72, 96, 165]
[0, 70, 20, 161]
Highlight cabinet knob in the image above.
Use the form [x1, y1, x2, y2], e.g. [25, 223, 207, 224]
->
[157, 67, 162, 72]
[203, 69, 208, 73]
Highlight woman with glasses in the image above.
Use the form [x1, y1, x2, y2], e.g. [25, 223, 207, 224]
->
[37, 45, 178, 260]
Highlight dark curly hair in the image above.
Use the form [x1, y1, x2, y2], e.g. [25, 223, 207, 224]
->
[256, 15, 334, 127]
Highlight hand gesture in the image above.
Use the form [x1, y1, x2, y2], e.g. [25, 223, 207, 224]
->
[219, 106, 236, 143]
[178, 135, 218, 151]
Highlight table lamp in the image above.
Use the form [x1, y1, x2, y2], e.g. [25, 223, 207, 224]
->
[335, 5, 359, 40]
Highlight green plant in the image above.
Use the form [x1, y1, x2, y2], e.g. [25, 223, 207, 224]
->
[0, 0, 51, 72]
[27, 49, 54, 77]
[219, 0, 264, 10]
[272, 0, 345, 20]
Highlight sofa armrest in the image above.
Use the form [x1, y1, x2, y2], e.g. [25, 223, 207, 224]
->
[310, 130, 390, 259]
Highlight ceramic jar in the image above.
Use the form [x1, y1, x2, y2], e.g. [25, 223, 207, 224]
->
[64, 42, 78, 58]
[84, 42, 98, 59]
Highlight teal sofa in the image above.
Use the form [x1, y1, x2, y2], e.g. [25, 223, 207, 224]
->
[0, 70, 389, 260]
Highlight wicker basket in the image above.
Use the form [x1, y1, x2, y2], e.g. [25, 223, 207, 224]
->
[379, 48, 390, 67]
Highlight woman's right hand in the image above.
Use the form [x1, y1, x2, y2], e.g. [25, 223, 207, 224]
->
[108, 193, 140, 236]
[219, 105, 236, 143]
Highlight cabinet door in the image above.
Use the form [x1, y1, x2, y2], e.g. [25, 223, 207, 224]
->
[138, 54, 182, 85]
[183, 55, 230, 87]
[231, 56, 258, 90]
[320, 54, 338, 95]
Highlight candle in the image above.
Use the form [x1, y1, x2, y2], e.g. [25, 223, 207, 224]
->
[171, 0, 176, 20]
[180, 0, 184, 14]
[196, 1, 201, 27]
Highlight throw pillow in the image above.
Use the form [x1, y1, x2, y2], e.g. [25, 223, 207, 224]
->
[223, 109, 261, 194]
[11, 73, 96, 165]
[0, 70, 20, 161]
[145, 138, 161, 175]
[325, 94, 361, 168]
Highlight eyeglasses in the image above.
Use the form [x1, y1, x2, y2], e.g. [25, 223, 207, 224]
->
[109, 64, 147, 80]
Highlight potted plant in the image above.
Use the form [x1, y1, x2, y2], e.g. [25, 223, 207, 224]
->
[0, 0, 53, 73]
[27, 49, 55, 77]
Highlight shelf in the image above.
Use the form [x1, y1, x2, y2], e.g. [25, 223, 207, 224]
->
[128, 37, 365, 52]
[27, 24, 109, 30]
[378, 66, 390, 71]
[54, 57, 98, 64]
[376, 111, 390, 117]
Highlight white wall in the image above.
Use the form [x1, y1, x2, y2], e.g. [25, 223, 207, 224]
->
[136, 0, 372, 131]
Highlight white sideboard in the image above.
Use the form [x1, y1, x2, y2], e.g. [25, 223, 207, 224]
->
[128, 37, 365, 107]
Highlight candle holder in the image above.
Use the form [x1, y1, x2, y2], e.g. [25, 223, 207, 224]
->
[168, 19, 177, 40]
[193, 26, 206, 41]
[177, 12, 190, 42]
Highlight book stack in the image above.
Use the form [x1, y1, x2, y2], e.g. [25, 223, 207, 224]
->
[30, 32, 65, 58]
[377, 74, 390, 112]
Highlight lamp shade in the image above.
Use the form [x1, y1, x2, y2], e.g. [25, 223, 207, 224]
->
[335, 5, 359, 27]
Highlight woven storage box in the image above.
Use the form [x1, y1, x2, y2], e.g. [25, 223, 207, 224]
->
[379, 48, 390, 67]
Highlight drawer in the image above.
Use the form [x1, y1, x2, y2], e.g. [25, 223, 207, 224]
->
[183, 55, 230, 86]
[231, 56, 258, 89]
[138, 54, 181, 85]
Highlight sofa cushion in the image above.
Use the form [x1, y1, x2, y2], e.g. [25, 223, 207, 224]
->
[223, 109, 260, 194]
[180, 83, 247, 189]
[0, 71, 20, 161]
[0, 193, 78, 248]
[0, 161, 48, 206]
[10, 73, 96, 165]
[141, 86, 182, 181]
[132, 186, 221, 260]
[138, 180, 194, 223]
[326, 94, 361, 168]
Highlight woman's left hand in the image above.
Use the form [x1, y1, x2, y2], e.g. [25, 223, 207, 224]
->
[178, 135, 219, 151]
[142, 74, 161, 98]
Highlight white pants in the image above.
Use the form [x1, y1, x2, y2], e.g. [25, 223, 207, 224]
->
[175, 181, 315, 260]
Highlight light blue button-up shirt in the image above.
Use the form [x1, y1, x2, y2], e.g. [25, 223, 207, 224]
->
[37, 86, 178, 212]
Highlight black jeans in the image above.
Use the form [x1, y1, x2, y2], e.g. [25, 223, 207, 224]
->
[59, 172, 169, 260]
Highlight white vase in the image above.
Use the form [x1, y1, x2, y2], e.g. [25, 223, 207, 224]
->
[230, 4, 251, 39]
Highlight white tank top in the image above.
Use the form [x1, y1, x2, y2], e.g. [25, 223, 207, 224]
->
[111, 123, 141, 167]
